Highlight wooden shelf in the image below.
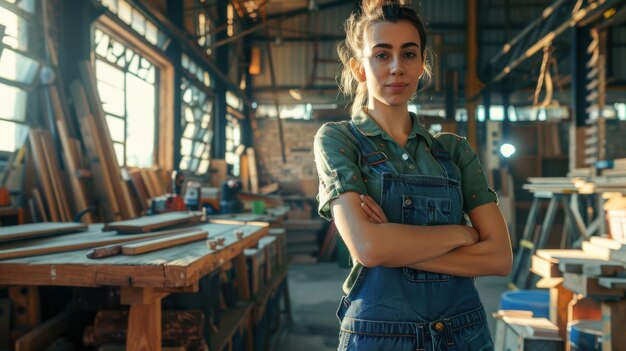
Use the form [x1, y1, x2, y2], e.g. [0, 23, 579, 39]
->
[209, 302, 253, 351]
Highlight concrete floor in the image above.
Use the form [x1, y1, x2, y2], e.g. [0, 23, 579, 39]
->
[275, 262, 510, 351]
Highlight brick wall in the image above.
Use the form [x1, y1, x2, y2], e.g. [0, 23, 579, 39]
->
[253, 118, 328, 189]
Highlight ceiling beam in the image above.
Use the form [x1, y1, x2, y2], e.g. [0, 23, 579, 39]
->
[210, 0, 348, 49]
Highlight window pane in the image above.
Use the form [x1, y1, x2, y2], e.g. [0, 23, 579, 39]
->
[125, 74, 155, 167]
[0, 7, 28, 50]
[181, 138, 192, 155]
[106, 115, 125, 142]
[183, 123, 196, 139]
[145, 21, 158, 45]
[97, 80, 125, 116]
[180, 155, 190, 170]
[131, 9, 146, 36]
[193, 142, 204, 158]
[118, 0, 132, 24]
[95, 59, 124, 89]
[198, 159, 209, 174]
[0, 48, 40, 85]
[0, 84, 26, 121]
[113, 142, 125, 166]
[101, 0, 119, 13]
[0, 120, 28, 152]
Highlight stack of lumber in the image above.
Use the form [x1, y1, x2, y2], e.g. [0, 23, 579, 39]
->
[522, 177, 579, 193]
[68, 62, 137, 222]
[27, 129, 75, 223]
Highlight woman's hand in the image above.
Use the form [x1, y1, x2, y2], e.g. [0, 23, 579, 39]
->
[359, 194, 388, 224]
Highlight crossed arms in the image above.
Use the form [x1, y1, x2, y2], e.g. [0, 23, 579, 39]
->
[329, 192, 512, 277]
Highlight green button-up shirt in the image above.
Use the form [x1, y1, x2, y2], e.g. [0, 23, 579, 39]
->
[313, 109, 497, 294]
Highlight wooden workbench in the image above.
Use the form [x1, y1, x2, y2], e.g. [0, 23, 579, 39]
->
[0, 221, 268, 351]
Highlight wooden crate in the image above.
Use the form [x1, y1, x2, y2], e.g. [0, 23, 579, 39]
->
[244, 248, 266, 296]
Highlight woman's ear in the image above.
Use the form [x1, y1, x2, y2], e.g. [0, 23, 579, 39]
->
[349, 58, 366, 82]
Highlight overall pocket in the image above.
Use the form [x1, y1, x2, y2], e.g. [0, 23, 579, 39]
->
[401, 195, 451, 225]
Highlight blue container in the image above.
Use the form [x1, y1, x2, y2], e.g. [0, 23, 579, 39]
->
[569, 320, 602, 351]
[500, 289, 550, 318]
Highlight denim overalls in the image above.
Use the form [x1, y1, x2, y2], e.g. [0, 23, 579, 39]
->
[336, 122, 494, 351]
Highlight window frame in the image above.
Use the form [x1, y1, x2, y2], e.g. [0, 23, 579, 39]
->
[93, 13, 175, 170]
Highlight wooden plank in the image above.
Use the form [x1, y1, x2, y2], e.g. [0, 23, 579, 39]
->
[28, 130, 59, 221]
[31, 189, 48, 222]
[139, 169, 157, 199]
[0, 222, 87, 243]
[56, 119, 93, 223]
[79, 62, 137, 220]
[15, 309, 73, 351]
[246, 148, 259, 193]
[0, 227, 201, 261]
[121, 230, 208, 255]
[105, 212, 202, 234]
[70, 80, 119, 222]
[39, 131, 72, 222]
[87, 227, 202, 259]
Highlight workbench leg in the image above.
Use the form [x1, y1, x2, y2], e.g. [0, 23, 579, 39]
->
[127, 302, 161, 351]
[234, 253, 250, 300]
[602, 299, 626, 351]
[121, 287, 168, 351]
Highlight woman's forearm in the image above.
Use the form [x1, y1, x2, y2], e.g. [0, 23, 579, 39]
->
[407, 203, 513, 276]
[331, 192, 478, 268]
[406, 239, 512, 276]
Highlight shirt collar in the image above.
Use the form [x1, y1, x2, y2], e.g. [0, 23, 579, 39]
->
[350, 108, 434, 147]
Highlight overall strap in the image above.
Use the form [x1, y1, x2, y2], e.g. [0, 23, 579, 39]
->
[429, 136, 461, 182]
[347, 121, 395, 174]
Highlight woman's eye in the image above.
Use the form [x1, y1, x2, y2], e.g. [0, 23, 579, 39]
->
[403, 51, 417, 59]
[374, 52, 388, 60]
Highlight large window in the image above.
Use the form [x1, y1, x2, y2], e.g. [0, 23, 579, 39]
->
[94, 26, 158, 167]
[0, 0, 38, 153]
[180, 53, 214, 175]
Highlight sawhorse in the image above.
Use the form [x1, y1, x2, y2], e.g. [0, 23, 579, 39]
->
[509, 190, 602, 290]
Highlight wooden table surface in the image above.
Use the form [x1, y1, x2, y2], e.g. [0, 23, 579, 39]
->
[0, 221, 269, 351]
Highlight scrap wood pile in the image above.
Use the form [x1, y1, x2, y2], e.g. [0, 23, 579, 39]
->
[4, 61, 172, 225]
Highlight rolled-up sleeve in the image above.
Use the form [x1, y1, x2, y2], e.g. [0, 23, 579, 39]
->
[438, 134, 498, 213]
[314, 123, 367, 220]
[455, 137, 498, 212]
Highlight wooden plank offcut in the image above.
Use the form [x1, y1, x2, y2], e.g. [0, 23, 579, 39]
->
[0, 222, 87, 243]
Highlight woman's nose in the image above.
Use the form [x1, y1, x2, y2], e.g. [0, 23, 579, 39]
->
[390, 57, 404, 75]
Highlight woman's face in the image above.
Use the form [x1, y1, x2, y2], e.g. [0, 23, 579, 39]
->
[359, 20, 424, 109]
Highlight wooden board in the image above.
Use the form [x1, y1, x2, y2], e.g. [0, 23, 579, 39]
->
[79, 62, 137, 220]
[246, 148, 259, 193]
[0, 222, 87, 243]
[87, 227, 202, 259]
[105, 212, 203, 234]
[28, 130, 59, 222]
[0, 227, 202, 261]
[121, 230, 208, 255]
[56, 119, 93, 223]
[71, 80, 120, 222]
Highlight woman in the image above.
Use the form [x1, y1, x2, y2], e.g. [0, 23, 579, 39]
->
[313, 1, 513, 350]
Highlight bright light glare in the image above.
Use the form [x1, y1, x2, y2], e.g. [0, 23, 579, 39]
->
[500, 143, 516, 158]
